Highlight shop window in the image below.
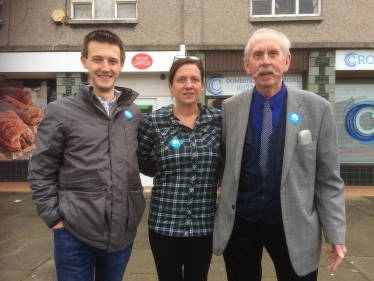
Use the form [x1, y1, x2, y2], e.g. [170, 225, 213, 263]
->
[250, 0, 321, 21]
[335, 79, 374, 163]
[0, 79, 55, 164]
[206, 96, 232, 110]
[68, 0, 137, 23]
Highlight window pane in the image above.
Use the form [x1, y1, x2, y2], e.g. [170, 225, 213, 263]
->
[299, 0, 316, 14]
[207, 98, 225, 110]
[74, 4, 92, 18]
[335, 80, 374, 163]
[95, 0, 114, 18]
[275, 0, 295, 15]
[252, 1, 271, 15]
[117, 3, 136, 18]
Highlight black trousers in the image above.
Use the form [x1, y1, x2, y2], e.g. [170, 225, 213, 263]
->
[148, 229, 213, 281]
[223, 216, 318, 281]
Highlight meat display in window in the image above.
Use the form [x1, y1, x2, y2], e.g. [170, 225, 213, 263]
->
[0, 86, 34, 105]
[0, 110, 36, 152]
[0, 95, 43, 125]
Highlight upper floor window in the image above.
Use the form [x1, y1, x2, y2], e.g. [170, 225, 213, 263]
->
[70, 0, 137, 22]
[0, 0, 3, 26]
[251, 0, 321, 18]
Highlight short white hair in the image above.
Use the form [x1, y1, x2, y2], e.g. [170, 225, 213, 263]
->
[244, 28, 291, 60]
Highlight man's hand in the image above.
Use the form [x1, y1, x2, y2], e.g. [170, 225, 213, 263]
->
[52, 220, 64, 229]
[325, 244, 347, 271]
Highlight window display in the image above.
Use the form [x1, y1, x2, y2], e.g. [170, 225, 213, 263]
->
[0, 80, 54, 161]
[335, 79, 374, 163]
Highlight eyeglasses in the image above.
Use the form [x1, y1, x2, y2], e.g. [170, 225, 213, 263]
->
[173, 55, 200, 62]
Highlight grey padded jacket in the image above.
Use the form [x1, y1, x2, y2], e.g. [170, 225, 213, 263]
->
[28, 83, 150, 252]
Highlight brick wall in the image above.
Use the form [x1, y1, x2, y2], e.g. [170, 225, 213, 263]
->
[56, 73, 87, 99]
[307, 49, 336, 108]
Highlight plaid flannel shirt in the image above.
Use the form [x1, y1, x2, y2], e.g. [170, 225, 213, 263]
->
[137, 104, 222, 237]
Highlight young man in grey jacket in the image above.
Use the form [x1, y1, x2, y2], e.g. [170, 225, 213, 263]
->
[28, 29, 155, 281]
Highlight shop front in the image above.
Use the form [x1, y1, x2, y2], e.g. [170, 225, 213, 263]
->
[335, 50, 374, 186]
[0, 47, 185, 184]
[205, 72, 303, 108]
[203, 49, 309, 108]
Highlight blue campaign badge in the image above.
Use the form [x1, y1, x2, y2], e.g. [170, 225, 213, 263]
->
[170, 138, 183, 149]
[289, 112, 301, 124]
[123, 110, 133, 119]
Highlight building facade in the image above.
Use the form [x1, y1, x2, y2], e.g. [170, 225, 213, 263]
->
[0, 0, 373, 185]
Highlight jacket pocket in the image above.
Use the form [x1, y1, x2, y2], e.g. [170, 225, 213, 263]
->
[202, 126, 221, 148]
[58, 188, 107, 242]
[295, 140, 317, 181]
[295, 140, 317, 166]
[125, 189, 146, 233]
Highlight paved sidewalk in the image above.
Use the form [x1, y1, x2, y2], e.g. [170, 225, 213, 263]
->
[0, 184, 373, 280]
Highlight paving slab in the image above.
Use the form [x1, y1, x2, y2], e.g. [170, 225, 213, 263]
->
[346, 196, 374, 217]
[22, 258, 56, 281]
[0, 237, 53, 271]
[0, 270, 28, 281]
[0, 190, 373, 281]
[317, 266, 369, 281]
[346, 257, 374, 280]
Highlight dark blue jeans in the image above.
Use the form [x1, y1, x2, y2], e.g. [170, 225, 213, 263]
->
[53, 228, 133, 281]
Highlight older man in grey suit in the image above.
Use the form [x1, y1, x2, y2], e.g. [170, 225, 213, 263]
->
[213, 28, 347, 281]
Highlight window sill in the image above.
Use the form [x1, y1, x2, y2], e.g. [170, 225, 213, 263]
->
[66, 19, 138, 25]
[250, 16, 323, 22]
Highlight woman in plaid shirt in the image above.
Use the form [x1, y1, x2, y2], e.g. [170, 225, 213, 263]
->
[137, 57, 222, 281]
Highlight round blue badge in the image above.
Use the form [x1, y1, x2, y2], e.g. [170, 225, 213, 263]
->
[170, 138, 183, 149]
[124, 110, 133, 119]
[289, 112, 301, 124]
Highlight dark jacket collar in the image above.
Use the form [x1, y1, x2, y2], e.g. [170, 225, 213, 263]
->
[78, 82, 139, 106]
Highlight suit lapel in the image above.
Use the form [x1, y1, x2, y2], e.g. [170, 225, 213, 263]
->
[234, 90, 253, 182]
[281, 87, 303, 186]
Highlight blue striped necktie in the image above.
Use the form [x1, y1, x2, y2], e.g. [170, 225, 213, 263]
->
[259, 101, 273, 179]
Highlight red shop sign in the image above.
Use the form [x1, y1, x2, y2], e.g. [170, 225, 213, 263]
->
[131, 53, 153, 70]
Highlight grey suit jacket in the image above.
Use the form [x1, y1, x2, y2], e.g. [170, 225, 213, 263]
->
[213, 86, 346, 276]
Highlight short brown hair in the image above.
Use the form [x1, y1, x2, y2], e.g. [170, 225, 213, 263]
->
[168, 57, 204, 85]
[81, 29, 125, 62]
